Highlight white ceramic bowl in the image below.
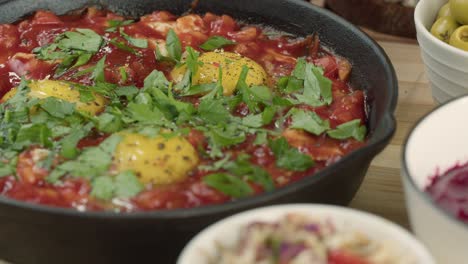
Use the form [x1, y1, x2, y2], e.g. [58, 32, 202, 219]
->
[177, 204, 434, 264]
[403, 95, 468, 263]
[415, 0, 468, 103]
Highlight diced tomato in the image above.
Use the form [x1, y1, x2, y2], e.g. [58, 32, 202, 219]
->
[0, 65, 16, 99]
[31, 10, 63, 25]
[329, 90, 366, 128]
[7, 53, 56, 80]
[77, 135, 108, 149]
[3, 177, 94, 209]
[0, 25, 20, 63]
[206, 14, 238, 36]
[141, 11, 177, 23]
[0, 24, 19, 49]
[314, 55, 338, 79]
[16, 149, 50, 185]
[328, 250, 371, 264]
[337, 57, 352, 81]
[187, 129, 207, 150]
[228, 26, 259, 42]
[176, 14, 207, 34]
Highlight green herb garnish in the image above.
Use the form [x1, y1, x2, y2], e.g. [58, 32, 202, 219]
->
[327, 119, 367, 141]
[200, 36, 236, 51]
[269, 137, 314, 171]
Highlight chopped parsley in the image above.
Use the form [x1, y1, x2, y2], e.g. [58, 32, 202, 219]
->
[289, 108, 330, 136]
[47, 134, 122, 183]
[33, 28, 103, 76]
[92, 170, 143, 200]
[200, 36, 236, 51]
[166, 29, 182, 62]
[327, 119, 367, 141]
[269, 137, 315, 172]
[279, 58, 333, 106]
[106, 20, 134, 32]
[203, 173, 253, 198]
[119, 28, 148, 49]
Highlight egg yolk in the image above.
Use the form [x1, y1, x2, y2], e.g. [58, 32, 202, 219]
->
[171, 51, 267, 96]
[114, 133, 199, 185]
[2, 80, 106, 115]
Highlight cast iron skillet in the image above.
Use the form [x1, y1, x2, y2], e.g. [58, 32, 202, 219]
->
[0, 0, 398, 263]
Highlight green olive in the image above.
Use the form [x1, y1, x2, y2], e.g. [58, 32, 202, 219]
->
[431, 16, 460, 42]
[450, 0, 468, 25]
[437, 3, 452, 19]
[449, 25, 468, 51]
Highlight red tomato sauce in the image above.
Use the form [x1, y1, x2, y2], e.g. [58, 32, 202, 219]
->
[0, 8, 367, 212]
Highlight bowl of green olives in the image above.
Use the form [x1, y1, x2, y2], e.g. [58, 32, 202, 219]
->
[415, 0, 468, 103]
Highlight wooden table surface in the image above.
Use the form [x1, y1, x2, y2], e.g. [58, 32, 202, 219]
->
[309, 0, 436, 232]
[349, 41, 436, 229]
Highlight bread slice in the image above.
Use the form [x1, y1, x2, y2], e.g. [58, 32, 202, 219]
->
[325, 0, 416, 38]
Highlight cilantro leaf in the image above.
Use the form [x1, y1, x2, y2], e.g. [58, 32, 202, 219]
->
[253, 132, 268, 145]
[203, 173, 253, 198]
[91, 176, 115, 200]
[39, 97, 76, 118]
[250, 85, 273, 103]
[269, 137, 314, 171]
[242, 114, 263, 128]
[124, 102, 165, 124]
[33, 29, 103, 76]
[198, 99, 230, 124]
[115, 86, 139, 99]
[166, 29, 182, 62]
[0, 162, 14, 177]
[74, 53, 93, 68]
[211, 129, 246, 147]
[120, 28, 148, 48]
[143, 70, 169, 90]
[109, 38, 137, 54]
[79, 88, 95, 103]
[91, 169, 145, 201]
[47, 134, 122, 183]
[119, 66, 128, 83]
[248, 166, 275, 192]
[262, 106, 277, 125]
[289, 108, 330, 135]
[96, 112, 123, 133]
[106, 20, 134, 32]
[60, 122, 94, 159]
[292, 57, 307, 79]
[200, 36, 236, 51]
[15, 124, 52, 149]
[327, 119, 367, 141]
[58, 29, 103, 52]
[201, 67, 224, 100]
[91, 56, 106, 82]
[272, 95, 294, 107]
[182, 83, 216, 96]
[224, 155, 275, 192]
[278, 76, 303, 94]
[237, 70, 273, 113]
[295, 63, 332, 106]
[185, 47, 200, 76]
[174, 70, 191, 92]
[114, 170, 143, 198]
